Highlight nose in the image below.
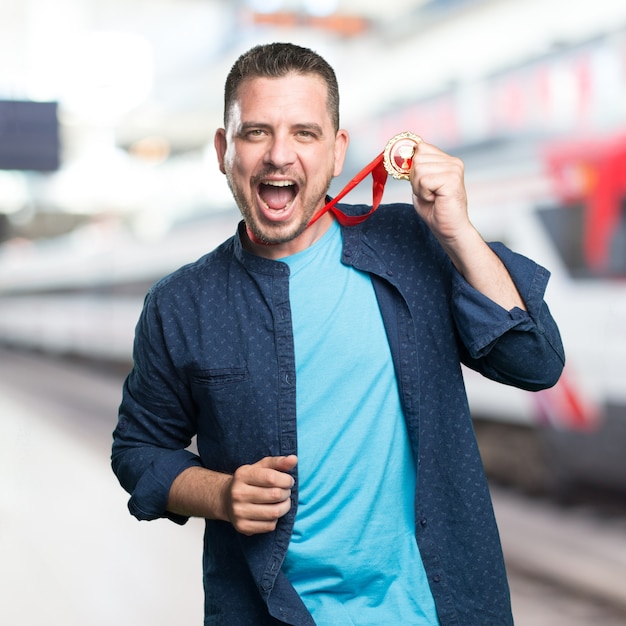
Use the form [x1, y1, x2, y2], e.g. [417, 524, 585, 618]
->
[264, 133, 296, 170]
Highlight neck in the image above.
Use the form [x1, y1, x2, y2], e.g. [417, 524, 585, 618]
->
[243, 212, 334, 260]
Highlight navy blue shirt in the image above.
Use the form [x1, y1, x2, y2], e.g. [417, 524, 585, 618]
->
[112, 202, 564, 625]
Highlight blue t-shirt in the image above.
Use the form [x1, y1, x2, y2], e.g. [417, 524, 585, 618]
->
[281, 219, 440, 626]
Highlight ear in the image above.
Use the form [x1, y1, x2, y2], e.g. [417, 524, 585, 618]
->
[214, 128, 227, 175]
[333, 129, 350, 177]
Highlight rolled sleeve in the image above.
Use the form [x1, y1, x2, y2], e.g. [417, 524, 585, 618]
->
[125, 449, 202, 524]
[451, 242, 565, 389]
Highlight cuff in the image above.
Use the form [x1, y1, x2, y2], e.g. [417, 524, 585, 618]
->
[127, 449, 203, 525]
[451, 243, 550, 359]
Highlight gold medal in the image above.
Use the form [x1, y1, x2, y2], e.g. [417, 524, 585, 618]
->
[383, 131, 422, 180]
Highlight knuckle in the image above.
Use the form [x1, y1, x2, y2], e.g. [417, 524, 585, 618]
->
[262, 467, 280, 485]
[268, 486, 286, 502]
[229, 481, 247, 503]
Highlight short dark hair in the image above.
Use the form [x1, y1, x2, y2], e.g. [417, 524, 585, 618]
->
[223, 42, 340, 131]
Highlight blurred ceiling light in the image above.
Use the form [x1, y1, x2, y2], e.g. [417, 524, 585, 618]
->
[44, 145, 151, 215]
[0, 171, 29, 215]
[60, 31, 154, 123]
[303, 0, 339, 17]
[128, 136, 171, 164]
[247, 0, 340, 16]
[248, 0, 284, 13]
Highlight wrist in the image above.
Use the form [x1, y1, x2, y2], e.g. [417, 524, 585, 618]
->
[437, 224, 483, 274]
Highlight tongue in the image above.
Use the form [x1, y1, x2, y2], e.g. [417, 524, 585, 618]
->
[260, 184, 295, 210]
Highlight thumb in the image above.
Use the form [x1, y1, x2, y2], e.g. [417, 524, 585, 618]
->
[260, 454, 298, 473]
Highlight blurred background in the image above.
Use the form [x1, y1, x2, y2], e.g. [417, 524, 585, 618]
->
[1, 0, 626, 624]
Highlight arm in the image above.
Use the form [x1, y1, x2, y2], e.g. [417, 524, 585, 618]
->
[408, 140, 564, 389]
[410, 141, 525, 311]
[451, 242, 564, 390]
[167, 455, 297, 536]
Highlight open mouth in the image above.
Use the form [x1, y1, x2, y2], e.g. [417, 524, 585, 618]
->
[258, 179, 299, 211]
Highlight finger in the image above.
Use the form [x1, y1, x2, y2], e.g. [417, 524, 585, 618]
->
[257, 454, 298, 473]
[231, 493, 292, 520]
[247, 455, 297, 488]
[410, 140, 446, 161]
[232, 458, 296, 501]
[411, 157, 464, 203]
[229, 491, 293, 536]
[234, 501, 292, 535]
[237, 483, 292, 506]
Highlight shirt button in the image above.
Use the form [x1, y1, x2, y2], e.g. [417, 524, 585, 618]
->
[433, 574, 441, 583]
[420, 518, 427, 527]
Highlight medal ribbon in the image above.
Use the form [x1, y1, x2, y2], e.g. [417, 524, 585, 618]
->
[307, 151, 388, 227]
[312, 130, 421, 227]
[246, 152, 388, 245]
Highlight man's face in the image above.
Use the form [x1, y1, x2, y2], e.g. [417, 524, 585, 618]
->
[215, 72, 349, 257]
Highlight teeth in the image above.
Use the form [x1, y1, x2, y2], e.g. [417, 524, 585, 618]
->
[264, 180, 295, 187]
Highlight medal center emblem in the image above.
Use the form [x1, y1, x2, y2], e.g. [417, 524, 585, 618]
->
[383, 131, 422, 180]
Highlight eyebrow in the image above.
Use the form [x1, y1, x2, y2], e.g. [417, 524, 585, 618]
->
[237, 122, 325, 136]
[292, 123, 324, 135]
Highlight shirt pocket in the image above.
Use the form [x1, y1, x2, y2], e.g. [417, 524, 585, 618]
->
[188, 365, 273, 470]
[189, 366, 252, 436]
[190, 366, 249, 390]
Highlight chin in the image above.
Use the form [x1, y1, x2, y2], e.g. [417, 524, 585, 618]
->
[255, 217, 308, 244]
[256, 227, 300, 245]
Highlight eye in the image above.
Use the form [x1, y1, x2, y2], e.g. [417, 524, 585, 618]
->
[241, 128, 268, 140]
[296, 129, 317, 141]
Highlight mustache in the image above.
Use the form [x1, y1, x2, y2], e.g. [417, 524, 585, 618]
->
[252, 167, 303, 185]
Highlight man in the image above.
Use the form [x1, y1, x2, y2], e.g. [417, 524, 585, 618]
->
[112, 42, 564, 625]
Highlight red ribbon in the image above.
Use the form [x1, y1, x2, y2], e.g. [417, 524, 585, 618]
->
[308, 151, 388, 227]
[246, 151, 388, 244]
